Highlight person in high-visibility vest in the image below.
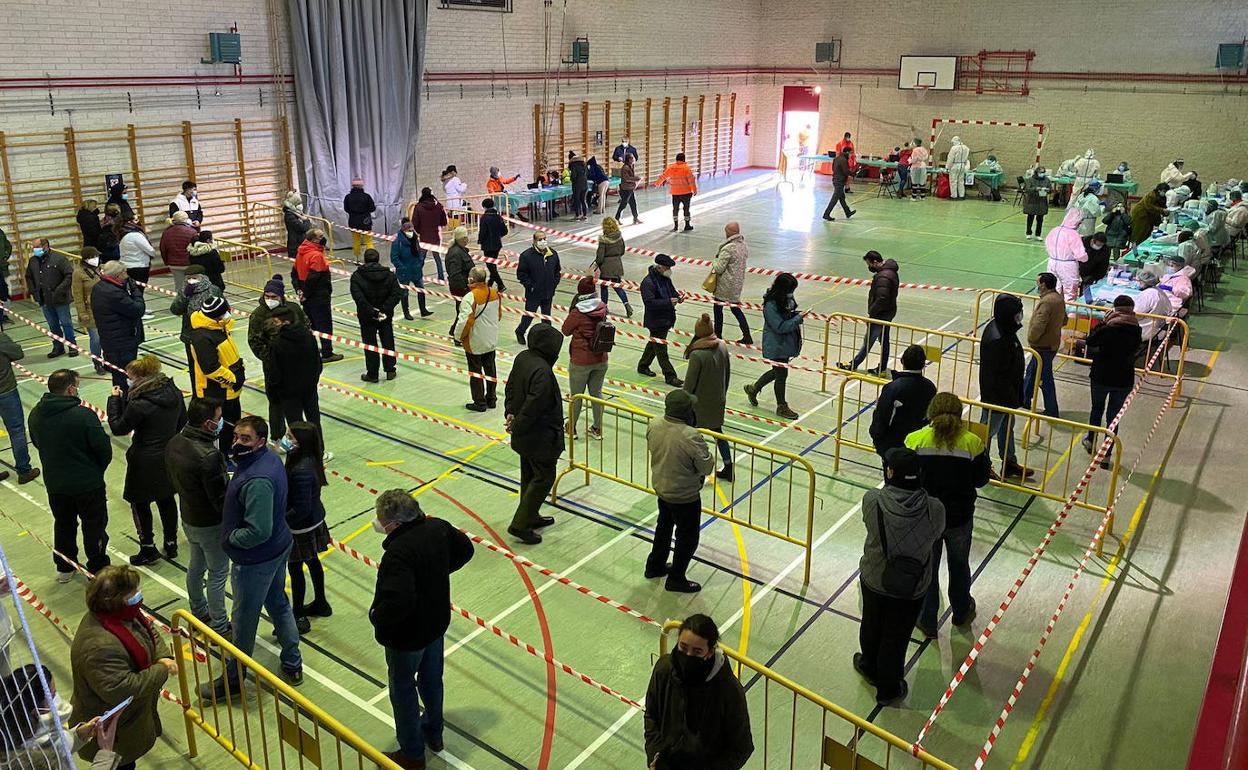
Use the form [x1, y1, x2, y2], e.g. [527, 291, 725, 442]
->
[654, 153, 698, 232]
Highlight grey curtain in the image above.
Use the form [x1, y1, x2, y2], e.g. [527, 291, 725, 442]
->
[287, 0, 425, 235]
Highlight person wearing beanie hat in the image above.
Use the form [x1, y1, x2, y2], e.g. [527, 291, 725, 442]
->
[390, 216, 428, 319]
[188, 229, 225, 291]
[868, 344, 935, 460]
[159, 208, 199, 293]
[593, 217, 633, 317]
[170, 260, 224, 375]
[90, 258, 145, 393]
[683, 312, 732, 479]
[350, 247, 403, 383]
[855, 446, 945, 706]
[655, 152, 697, 231]
[561, 274, 610, 439]
[476, 198, 508, 292]
[505, 324, 566, 545]
[514, 231, 562, 345]
[637, 255, 684, 386]
[645, 389, 714, 593]
[248, 275, 308, 438]
[343, 178, 376, 257]
[188, 293, 245, 454]
[444, 226, 476, 342]
[70, 246, 107, 374]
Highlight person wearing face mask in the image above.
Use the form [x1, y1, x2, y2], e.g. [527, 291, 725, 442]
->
[244, 275, 306, 440]
[283, 190, 310, 257]
[1159, 254, 1194, 312]
[170, 264, 223, 379]
[107, 355, 187, 566]
[284, 421, 333, 634]
[105, 181, 133, 219]
[28, 370, 113, 582]
[946, 136, 971, 200]
[746, 272, 803, 420]
[90, 260, 145, 394]
[188, 294, 245, 455]
[637, 254, 684, 387]
[514, 231, 562, 345]
[977, 294, 1033, 480]
[264, 305, 330, 461]
[1130, 186, 1168, 246]
[24, 237, 78, 358]
[1022, 166, 1051, 241]
[475, 198, 508, 291]
[0, 328, 41, 485]
[611, 135, 639, 166]
[1045, 207, 1089, 302]
[168, 179, 204, 225]
[390, 216, 428, 319]
[369, 490, 474, 770]
[645, 390, 715, 593]
[614, 154, 642, 225]
[0, 663, 100, 763]
[78, 198, 103, 248]
[411, 186, 448, 284]
[838, 251, 898, 377]
[187, 230, 225, 291]
[1082, 295, 1141, 470]
[165, 397, 233, 637]
[71, 246, 108, 374]
[1021, 273, 1065, 443]
[1079, 232, 1112, 300]
[1160, 158, 1194, 189]
[292, 228, 343, 362]
[643, 614, 753, 770]
[505, 324, 565, 545]
[351, 248, 404, 382]
[1101, 203, 1132, 258]
[200, 415, 304, 699]
[1113, 161, 1133, 182]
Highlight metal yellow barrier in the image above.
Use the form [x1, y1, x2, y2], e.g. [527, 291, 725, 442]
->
[833, 373, 1122, 549]
[820, 312, 1042, 410]
[970, 288, 1188, 397]
[444, 205, 484, 235]
[554, 394, 817, 582]
[250, 201, 337, 254]
[171, 610, 400, 770]
[658, 621, 958, 770]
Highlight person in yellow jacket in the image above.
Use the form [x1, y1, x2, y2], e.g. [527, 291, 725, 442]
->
[655, 152, 698, 233]
[188, 294, 245, 453]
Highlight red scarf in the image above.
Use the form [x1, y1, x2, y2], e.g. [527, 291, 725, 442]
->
[94, 606, 154, 670]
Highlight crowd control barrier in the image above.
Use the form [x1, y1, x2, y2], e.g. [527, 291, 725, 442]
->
[250, 200, 337, 253]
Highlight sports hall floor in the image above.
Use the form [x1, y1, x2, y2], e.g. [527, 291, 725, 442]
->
[2, 170, 1244, 769]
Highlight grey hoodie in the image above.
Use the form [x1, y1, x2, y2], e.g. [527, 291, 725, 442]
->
[859, 485, 946, 599]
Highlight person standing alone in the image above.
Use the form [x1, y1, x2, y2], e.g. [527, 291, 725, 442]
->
[645, 390, 715, 593]
[292, 229, 343, 363]
[505, 324, 565, 545]
[655, 152, 697, 232]
[839, 251, 899, 376]
[24, 238, 78, 358]
[514, 232, 561, 345]
[822, 146, 857, 222]
[350, 248, 403, 383]
[458, 266, 502, 412]
[344, 178, 377, 256]
[637, 255, 684, 387]
[707, 222, 752, 344]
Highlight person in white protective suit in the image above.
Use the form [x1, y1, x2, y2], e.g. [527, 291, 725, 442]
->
[946, 136, 972, 199]
[1056, 157, 1078, 178]
[1070, 180, 1104, 237]
[1071, 149, 1101, 191]
[1165, 184, 1192, 210]
[1045, 207, 1089, 301]
[1161, 159, 1195, 189]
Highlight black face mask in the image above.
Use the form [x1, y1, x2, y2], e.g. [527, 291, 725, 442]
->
[671, 649, 714, 683]
[230, 443, 258, 461]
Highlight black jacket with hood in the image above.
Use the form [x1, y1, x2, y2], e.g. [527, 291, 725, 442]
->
[370, 516, 474, 651]
[107, 374, 187, 503]
[349, 261, 403, 320]
[869, 370, 936, 454]
[866, 259, 900, 320]
[644, 650, 754, 770]
[28, 392, 113, 496]
[477, 209, 508, 252]
[505, 324, 565, 462]
[568, 158, 589, 191]
[343, 188, 377, 229]
[266, 320, 323, 398]
[979, 294, 1026, 408]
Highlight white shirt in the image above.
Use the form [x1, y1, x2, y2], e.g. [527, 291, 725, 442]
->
[119, 231, 156, 268]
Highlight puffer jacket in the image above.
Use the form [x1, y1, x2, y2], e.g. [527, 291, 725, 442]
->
[169, 278, 222, 343]
[761, 295, 803, 361]
[412, 199, 447, 246]
[188, 311, 244, 401]
[106, 374, 187, 504]
[158, 222, 197, 267]
[71, 262, 101, 329]
[165, 424, 229, 528]
[349, 261, 403, 319]
[247, 297, 307, 369]
[516, 245, 561, 301]
[1022, 175, 1050, 216]
[90, 275, 145, 355]
[866, 259, 899, 320]
[568, 158, 589, 191]
[710, 234, 748, 302]
[859, 485, 946, 600]
[504, 324, 565, 462]
[457, 284, 502, 354]
[444, 242, 475, 296]
[343, 188, 376, 230]
[118, 228, 156, 269]
[24, 250, 74, 306]
[187, 241, 225, 285]
[292, 239, 332, 302]
[979, 294, 1025, 408]
[390, 229, 422, 285]
[561, 295, 608, 366]
[640, 265, 678, 332]
[594, 234, 627, 280]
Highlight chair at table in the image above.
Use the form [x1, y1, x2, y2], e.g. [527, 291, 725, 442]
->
[875, 169, 898, 199]
[1012, 176, 1027, 207]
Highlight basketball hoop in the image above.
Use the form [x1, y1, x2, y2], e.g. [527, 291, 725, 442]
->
[914, 84, 933, 102]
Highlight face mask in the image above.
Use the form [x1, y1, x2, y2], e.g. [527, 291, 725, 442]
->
[32, 248, 45, 257]
[296, 203, 305, 211]
[211, 416, 224, 436]
[1118, 165, 1127, 172]
[121, 194, 128, 200]
[187, 276, 200, 285]
[264, 298, 280, 309]
[1165, 265, 1178, 275]
[536, 240, 548, 251]
[85, 257, 99, 266]
[1014, 312, 1024, 326]
[622, 141, 629, 148]
[671, 648, 714, 683]
[126, 377, 135, 388]
[231, 443, 256, 461]
[372, 518, 388, 534]
[190, 191, 198, 199]
[125, 590, 143, 606]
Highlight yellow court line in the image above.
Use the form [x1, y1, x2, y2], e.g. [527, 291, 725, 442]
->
[365, 460, 405, 466]
[712, 479, 752, 663]
[1040, 440, 1075, 487]
[444, 444, 481, 456]
[320, 375, 506, 439]
[412, 439, 502, 499]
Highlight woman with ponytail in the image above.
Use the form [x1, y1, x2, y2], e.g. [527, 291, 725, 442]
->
[904, 392, 992, 639]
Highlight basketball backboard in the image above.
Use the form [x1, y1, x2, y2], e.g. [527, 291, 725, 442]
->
[898, 56, 957, 91]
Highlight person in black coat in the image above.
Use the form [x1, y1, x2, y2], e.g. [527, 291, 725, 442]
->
[90, 261, 146, 394]
[568, 151, 589, 221]
[514, 232, 561, 345]
[978, 294, 1032, 480]
[106, 182, 133, 218]
[283, 192, 310, 256]
[475, 198, 508, 291]
[369, 489, 473, 768]
[505, 324, 565, 544]
[106, 355, 188, 565]
[868, 345, 936, 460]
[1082, 295, 1142, 468]
[349, 249, 404, 382]
[24, 239, 78, 358]
[77, 200, 102, 249]
[265, 305, 324, 439]
[1078, 232, 1111, 299]
[284, 421, 333, 633]
[344, 179, 377, 257]
[821, 147, 857, 222]
[637, 255, 684, 386]
[187, 231, 226, 291]
[841, 251, 900, 375]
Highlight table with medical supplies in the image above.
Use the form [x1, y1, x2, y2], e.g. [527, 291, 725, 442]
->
[1051, 175, 1138, 208]
[504, 178, 620, 220]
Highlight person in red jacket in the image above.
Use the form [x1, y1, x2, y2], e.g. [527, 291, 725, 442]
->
[291, 229, 342, 362]
[834, 132, 857, 194]
[411, 187, 448, 282]
[159, 211, 199, 293]
[655, 153, 698, 233]
[561, 275, 609, 440]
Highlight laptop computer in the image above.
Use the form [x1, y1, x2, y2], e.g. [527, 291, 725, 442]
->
[1106, 173, 1124, 184]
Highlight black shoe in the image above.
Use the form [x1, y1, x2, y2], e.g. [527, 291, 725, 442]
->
[715, 466, 734, 482]
[837, 361, 855, 372]
[465, 402, 487, 412]
[665, 578, 702, 593]
[295, 615, 311, 634]
[361, 373, 380, 383]
[0, 471, 7, 482]
[743, 383, 759, 407]
[865, 366, 886, 377]
[644, 563, 670, 579]
[424, 733, 445, 754]
[1003, 461, 1036, 480]
[17, 468, 40, 484]
[198, 676, 245, 702]
[282, 666, 304, 686]
[952, 599, 977, 628]
[671, 223, 679, 232]
[823, 215, 835, 221]
[67, 348, 79, 357]
[403, 311, 416, 321]
[535, 515, 555, 528]
[302, 599, 333, 618]
[637, 367, 657, 378]
[737, 335, 754, 346]
[915, 619, 938, 640]
[47, 347, 65, 359]
[776, 403, 799, 420]
[163, 541, 178, 559]
[129, 546, 161, 566]
[508, 526, 542, 545]
[852, 652, 878, 686]
[683, 222, 693, 232]
[385, 370, 397, 381]
[1099, 459, 1112, 470]
[486, 400, 498, 409]
[516, 331, 527, 345]
[94, 364, 107, 375]
[665, 376, 684, 387]
[322, 353, 344, 363]
[496, 283, 507, 293]
[876, 679, 909, 707]
[846, 209, 857, 219]
[452, 338, 462, 347]
[420, 310, 435, 318]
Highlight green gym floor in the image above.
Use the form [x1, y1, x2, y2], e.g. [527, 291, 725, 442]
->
[2, 170, 1244, 770]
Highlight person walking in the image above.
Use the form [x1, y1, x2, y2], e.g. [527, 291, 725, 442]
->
[1082, 295, 1141, 469]
[562, 275, 610, 440]
[505, 324, 565, 545]
[839, 251, 899, 376]
[77, 199, 102, 248]
[444, 226, 475, 342]
[614, 155, 642, 224]
[265, 305, 326, 449]
[292, 228, 343, 362]
[645, 390, 715, 593]
[411, 187, 447, 282]
[283, 191, 310, 257]
[853, 447, 945, 706]
[475, 198, 508, 291]
[644, 614, 753, 770]
[655, 152, 697, 232]
[514, 232, 561, 345]
[906, 393, 991, 639]
[187, 230, 226, 292]
[567, 151, 589, 221]
[106, 355, 187, 566]
[370, 490, 473, 770]
[978, 294, 1033, 480]
[170, 265, 223, 380]
[344, 178, 377, 257]
[188, 294, 245, 456]
[835, 131, 857, 194]
[821, 146, 857, 221]
[90, 260, 145, 394]
[637, 254, 684, 387]
[0, 330, 39, 485]
[158, 210, 197, 293]
[71, 246, 107, 373]
[23, 238, 78, 358]
[869, 345, 936, 461]
[587, 156, 610, 214]
[744, 273, 803, 420]
[1022, 272, 1065, 428]
[593, 217, 633, 317]
[350, 248, 403, 382]
[683, 313, 733, 481]
[28, 369, 112, 581]
[707, 222, 752, 344]
[165, 397, 232, 636]
[247, 276, 306, 439]
[284, 421, 333, 633]
[1022, 166, 1051, 240]
[391, 216, 432, 319]
[458, 266, 502, 412]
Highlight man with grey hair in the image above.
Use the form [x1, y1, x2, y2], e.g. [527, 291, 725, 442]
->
[369, 490, 474, 770]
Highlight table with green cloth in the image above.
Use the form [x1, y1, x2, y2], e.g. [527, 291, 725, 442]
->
[504, 178, 620, 219]
[1050, 175, 1139, 208]
[1128, 237, 1180, 264]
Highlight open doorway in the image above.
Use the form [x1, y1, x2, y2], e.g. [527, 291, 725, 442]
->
[779, 85, 821, 167]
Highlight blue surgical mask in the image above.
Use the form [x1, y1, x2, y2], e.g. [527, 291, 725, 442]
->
[32, 248, 45, 257]
[212, 416, 224, 436]
[125, 590, 143, 606]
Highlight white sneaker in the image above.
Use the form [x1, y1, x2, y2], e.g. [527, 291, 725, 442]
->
[322, 451, 334, 464]
[141, 312, 156, 320]
[56, 572, 72, 584]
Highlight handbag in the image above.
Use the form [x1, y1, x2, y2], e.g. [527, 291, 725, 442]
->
[876, 506, 928, 597]
[702, 271, 718, 293]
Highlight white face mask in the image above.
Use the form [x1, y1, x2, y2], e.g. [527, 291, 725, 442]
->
[296, 203, 305, 211]
[371, 518, 388, 534]
[125, 378, 135, 388]
[186, 277, 200, 285]
[622, 141, 629, 147]
[264, 298, 280, 309]
[535, 240, 548, 251]
[85, 257, 99, 266]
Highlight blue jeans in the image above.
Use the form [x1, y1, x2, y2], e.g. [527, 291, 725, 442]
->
[87, 328, 102, 359]
[41, 304, 76, 346]
[851, 322, 890, 370]
[184, 522, 231, 633]
[980, 407, 1017, 463]
[385, 637, 445, 759]
[419, 248, 445, 282]
[715, 438, 732, 468]
[920, 519, 974, 630]
[599, 284, 630, 307]
[1022, 349, 1059, 417]
[228, 545, 302, 678]
[0, 388, 33, 475]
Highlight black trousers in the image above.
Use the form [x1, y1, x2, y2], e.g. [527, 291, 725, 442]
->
[102, 344, 138, 394]
[264, 383, 286, 440]
[125, 267, 151, 293]
[638, 328, 677, 379]
[822, 183, 851, 218]
[302, 299, 334, 356]
[713, 304, 751, 339]
[132, 497, 179, 546]
[858, 581, 923, 701]
[482, 250, 506, 289]
[280, 386, 321, 433]
[1026, 213, 1046, 235]
[646, 498, 701, 581]
[360, 316, 397, 376]
[671, 193, 692, 220]
[219, 398, 242, 455]
[753, 364, 789, 404]
[615, 190, 639, 220]
[48, 487, 110, 574]
[516, 296, 553, 339]
[466, 351, 497, 406]
[510, 456, 557, 531]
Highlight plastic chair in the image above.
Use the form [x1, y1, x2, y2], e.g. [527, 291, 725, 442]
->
[1012, 177, 1027, 207]
[876, 170, 898, 199]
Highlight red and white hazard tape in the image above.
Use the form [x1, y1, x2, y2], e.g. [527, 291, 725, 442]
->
[315, 380, 504, 442]
[0, 300, 127, 378]
[12, 361, 109, 421]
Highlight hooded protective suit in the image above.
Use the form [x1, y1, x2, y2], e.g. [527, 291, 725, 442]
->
[1045, 208, 1088, 301]
[1072, 149, 1101, 191]
[946, 137, 971, 199]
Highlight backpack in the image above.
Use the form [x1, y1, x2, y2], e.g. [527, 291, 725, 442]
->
[589, 318, 616, 353]
[876, 505, 928, 597]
